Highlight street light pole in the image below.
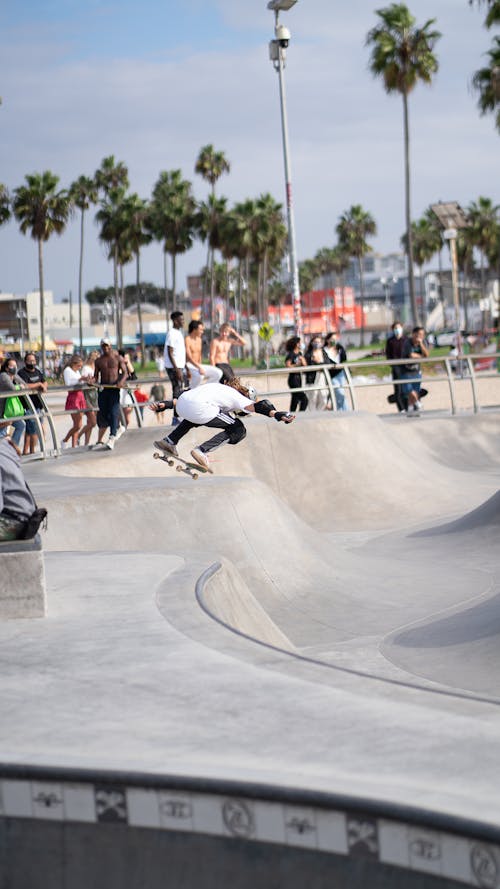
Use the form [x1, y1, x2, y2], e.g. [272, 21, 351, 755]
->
[268, 0, 302, 338]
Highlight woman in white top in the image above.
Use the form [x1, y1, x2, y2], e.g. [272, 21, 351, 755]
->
[61, 355, 87, 448]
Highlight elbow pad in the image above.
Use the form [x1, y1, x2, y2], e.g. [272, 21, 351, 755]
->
[254, 399, 275, 417]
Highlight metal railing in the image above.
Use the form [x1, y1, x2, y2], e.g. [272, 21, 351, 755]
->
[1, 350, 498, 462]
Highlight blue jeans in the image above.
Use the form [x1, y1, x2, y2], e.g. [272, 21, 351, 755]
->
[0, 418, 25, 447]
[331, 370, 349, 411]
[402, 372, 421, 398]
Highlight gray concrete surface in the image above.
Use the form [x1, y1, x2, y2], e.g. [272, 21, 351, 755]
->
[1, 411, 499, 842]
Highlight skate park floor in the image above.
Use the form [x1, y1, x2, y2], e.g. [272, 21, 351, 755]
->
[1, 410, 500, 836]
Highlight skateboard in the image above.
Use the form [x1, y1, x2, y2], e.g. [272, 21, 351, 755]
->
[153, 451, 212, 480]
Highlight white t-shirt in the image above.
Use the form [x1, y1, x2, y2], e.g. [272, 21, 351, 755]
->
[63, 366, 81, 387]
[176, 383, 253, 424]
[163, 327, 186, 369]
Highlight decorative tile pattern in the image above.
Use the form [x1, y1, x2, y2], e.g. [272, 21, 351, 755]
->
[0, 774, 499, 889]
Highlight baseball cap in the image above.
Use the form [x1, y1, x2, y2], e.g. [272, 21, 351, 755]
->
[100, 337, 112, 346]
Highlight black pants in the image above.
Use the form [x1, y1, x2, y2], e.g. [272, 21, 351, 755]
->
[167, 368, 188, 417]
[391, 367, 408, 412]
[290, 390, 308, 412]
[168, 413, 247, 454]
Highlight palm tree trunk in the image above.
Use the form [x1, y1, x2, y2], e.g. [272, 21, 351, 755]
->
[38, 239, 46, 374]
[403, 91, 418, 326]
[78, 209, 85, 354]
[113, 245, 120, 346]
[209, 246, 215, 333]
[163, 248, 169, 326]
[171, 254, 177, 314]
[136, 252, 145, 368]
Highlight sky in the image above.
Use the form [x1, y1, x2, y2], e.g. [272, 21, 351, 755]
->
[0, 0, 498, 302]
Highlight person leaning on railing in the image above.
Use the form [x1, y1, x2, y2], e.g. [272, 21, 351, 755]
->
[401, 327, 429, 415]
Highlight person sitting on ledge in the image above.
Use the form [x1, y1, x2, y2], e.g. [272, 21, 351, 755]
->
[0, 437, 47, 541]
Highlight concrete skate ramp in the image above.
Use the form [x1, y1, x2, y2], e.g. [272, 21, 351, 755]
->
[33, 411, 500, 694]
[50, 411, 500, 531]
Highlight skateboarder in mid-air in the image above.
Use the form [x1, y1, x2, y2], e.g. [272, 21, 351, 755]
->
[150, 378, 295, 471]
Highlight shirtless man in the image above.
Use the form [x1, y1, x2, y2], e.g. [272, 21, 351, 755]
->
[151, 377, 294, 471]
[209, 323, 246, 382]
[185, 320, 222, 388]
[92, 338, 129, 449]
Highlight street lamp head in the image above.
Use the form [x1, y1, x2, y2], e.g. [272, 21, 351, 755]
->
[267, 0, 297, 10]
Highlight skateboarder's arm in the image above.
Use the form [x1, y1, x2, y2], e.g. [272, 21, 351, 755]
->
[250, 400, 295, 423]
[149, 399, 175, 413]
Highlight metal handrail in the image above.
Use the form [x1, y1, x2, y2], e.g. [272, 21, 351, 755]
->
[1, 350, 498, 461]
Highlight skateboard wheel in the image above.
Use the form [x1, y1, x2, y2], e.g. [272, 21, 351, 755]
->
[176, 464, 182, 472]
[192, 473, 199, 480]
[167, 459, 174, 466]
[153, 452, 159, 459]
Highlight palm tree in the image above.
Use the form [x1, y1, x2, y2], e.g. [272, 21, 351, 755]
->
[469, 0, 500, 29]
[119, 194, 152, 367]
[254, 193, 287, 327]
[0, 184, 10, 227]
[472, 36, 500, 133]
[194, 145, 230, 329]
[401, 217, 439, 325]
[467, 196, 500, 305]
[336, 205, 377, 346]
[366, 4, 441, 326]
[95, 189, 129, 347]
[12, 172, 72, 372]
[69, 175, 98, 353]
[95, 155, 129, 196]
[150, 171, 197, 323]
[196, 193, 228, 329]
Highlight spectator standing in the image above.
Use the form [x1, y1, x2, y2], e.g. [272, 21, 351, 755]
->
[164, 311, 189, 425]
[77, 351, 99, 446]
[118, 349, 138, 428]
[304, 336, 328, 411]
[284, 336, 308, 412]
[209, 323, 246, 382]
[324, 330, 349, 412]
[401, 327, 429, 414]
[0, 358, 27, 449]
[186, 320, 223, 388]
[92, 338, 128, 450]
[385, 322, 408, 413]
[61, 355, 87, 448]
[150, 381, 167, 424]
[17, 352, 48, 454]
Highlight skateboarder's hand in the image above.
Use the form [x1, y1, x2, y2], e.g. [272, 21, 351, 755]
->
[275, 411, 295, 424]
[149, 401, 163, 412]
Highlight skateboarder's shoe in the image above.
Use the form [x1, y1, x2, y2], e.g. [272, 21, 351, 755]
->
[154, 439, 179, 457]
[190, 448, 210, 471]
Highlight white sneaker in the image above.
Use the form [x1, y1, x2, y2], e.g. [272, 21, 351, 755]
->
[60, 439, 68, 450]
[154, 439, 178, 457]
[190, 447, 211, 471]
[115, 425, 125, 441]
[414, 400, 422, 411]
[106, 436, 115, 450]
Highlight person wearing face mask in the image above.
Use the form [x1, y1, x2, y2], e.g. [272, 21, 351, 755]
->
[304, 335, 329, 411]
[0, 358, 27, 449]
[385, 322, 408, 413]
[17, 352, 48, 455]
[324, 330, 349, 412]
